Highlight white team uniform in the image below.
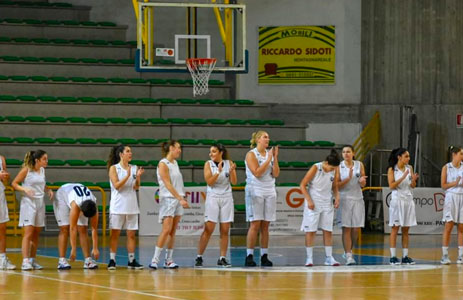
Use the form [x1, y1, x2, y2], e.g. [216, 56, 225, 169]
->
[339, 160, 365, 228]
[301, 162, 336, 232]
[204, 160, 234, 223]
[18, 167, 46, 227]
[0, 157, 9, 223]
[157, 158, 185, 223]
[54, 183, 97, 226]
[109, 163, 139, 230]
[442, 162, 463, 223]
[245, 148, 276, 222]
[388, 164, 417, 227]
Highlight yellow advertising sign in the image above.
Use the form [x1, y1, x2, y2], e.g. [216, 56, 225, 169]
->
[258, 26, 335, 84]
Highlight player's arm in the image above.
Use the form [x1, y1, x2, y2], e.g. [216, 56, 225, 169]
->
[159, 162, 189, 208]
[0, 155, 10, 185]
[332, 167, 340, 209]
[245, 151, 272, 178]
[133, 166, 144, 191]
[272, 146, 280, 178]
[69, 202, 80, 261]
[299, 165, 317, 209]
[12, 167, 34, 197]
[109, 165, 130, 190]
[90, 206, 99, 260]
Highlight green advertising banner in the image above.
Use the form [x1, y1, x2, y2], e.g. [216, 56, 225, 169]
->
[258, 26, 336, 84]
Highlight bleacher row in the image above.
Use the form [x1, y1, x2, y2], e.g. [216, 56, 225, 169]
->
[0, 1, 72, 8]
[1, 18, 117, 27]
[0, 36, 136, 46]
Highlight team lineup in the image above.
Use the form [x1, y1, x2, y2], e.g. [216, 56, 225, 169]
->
[0, 131, 462, 271]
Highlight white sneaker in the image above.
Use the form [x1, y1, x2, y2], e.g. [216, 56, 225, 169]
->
[163, 261, 179, 269]
[57, 259, 71, 270]
[21, 260, 33, 271]
[84, 258, 98, 269]
[441, 255, 451, 265]
[346, 256, 356, 265]
[305, 257, 313, 267]
[457, 256, 463, 264]
[31, 259, 43, 270]
[0, 257, 16, 270]
[148, 261, 158, 270]
[324, 256, 340, 266]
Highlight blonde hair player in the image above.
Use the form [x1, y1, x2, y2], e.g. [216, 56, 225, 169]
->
[0, 154, 15, 270]
[338, 145, 367, 265]
[299, 149, 341, 267]
[195, 143, 237, 268]
[244, 131, 280, 267]
[387, 148, 419, 265]
[12, 150, 53, 270]
[54, 183, 99, 270]
[107, 145, 145, 270]
[149, 140, 190, 270]
[440, 146, 463, 265]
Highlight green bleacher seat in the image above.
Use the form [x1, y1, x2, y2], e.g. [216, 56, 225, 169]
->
[13, 38, 31, 43]
[277, 141, 296, 147]
[109, 77, 128, 83]
[247, 119, 266, 125]
[30, 76, 49, 82]
[288, 161, 308, 168]
[79, 97, 98, 103]
[148, 160, 159, 166]
[26, 116, 46, 122]
[167, 118, 188, 124]
[216, 99, 236, 105]
[178, 139, 199, 145]
[198, 139, 215, 145]
[50, 76, 69, 82]
[58, 96, 78, 103]
[159, 98, 177, 104]
[129, 78, 147, 84]
[31, 38, 49, 44]
[178, 98, 197, 104]
[109, 40, 126, 46]
[98, 97, 117, 103]
[0, 37, 11, 42]
[149, 79, 167, 84]
[206, 119, 227, 125]
[78, 181, 94, 187]
[43, 20, 61, 25]
[0, 137, 13, 143]
[138, 139, 158, 145]
[35, 137, 55, 144]
[89, 40, 109, 46]
[88, 117, 107, 124]
[81, 21, 98, 26]
[6, 116, 26, 122]
[41, 57, 60, 63]
[148, 118, 168, 124]
[198, 99, 215, 105]
[269, 141, 278, 146]
[70, 77, 89, 83]
[38, 96, 57, 102]
[61, 58, 79, 63]
[66, 160, 86, 166]
[217, 139, 238, 145]
[98, 138, 117, 144]
[139, 98, 158, 103]
[67, 117, 87, 123]
[2, 56, 20, 62]
[131, 160, 148, 166]
[51, 39, 70, 44]
[128, 118, 148, 124]
[108, 117, 128, 124]
[237, 99, 254, 105]
[17, 95, 37, 101]
[118, 138, 138, 145]
[296, 141, 315, 147]
[89, 77, 108, 83]
[0, 117, 4, 122]
[51, 182, 68, 187]
[227, 119, 246, 125]
[0, 75, 8, 80]
[5, 159, 22, 166]
[234, 204, 246, 212]
[14, 137, 34, 143]
[118, 59, 134, 65]
[48, 159, 66, 166]
[86, 160, 106, 166]
[9, 75, 28, 81]
[237, 139, 251, 146]
[190, 160, 205, 167]
[47, 116, 66, 122]
[62, 20, 80, 26]
[234, 161, 245, 168]
[267, 120, 285, 126]
[314, 141, 335, 147]
[118, 97, 138, 103]
[278, 183, 299, 186]
[167, 79, 186, 85]
[278, 161, 290, 168]
[141, 182, 158, 187]
[4, 19, 21, 24]
[0, 95, 15, 101]
[177, 160, 190, 166]
[99, 58, 118, 64]
[127, 41, 137, 46]
[21, 56, 40, 62]
[209, 80, 224, 85]
[56, 138, 76, 144]
[71, 39, 89, 45]
[77, 138, 97, 144]
[184, 182, 199, 187]
[187, 118, 208, 125]
[98, 21, 117, 27]
[95, 182, 110, 189]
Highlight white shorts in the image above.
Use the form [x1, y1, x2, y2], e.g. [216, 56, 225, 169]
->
[245, 186, 276, 222]
[204, 193, 234, 223]
[19, 203, 45, 227]
[0, 191, 9, 223]
[53, 200, 88, 227]
[341, 198, 365, 228]
[442, 193, 463, 223]
[301, 201, 334, 232]
[158, 197, 184, 224]
[110, 214, 138, 230]
[388, 195, 417, 227]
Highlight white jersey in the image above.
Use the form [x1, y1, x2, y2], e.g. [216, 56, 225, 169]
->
[445, 162, 463, 194]
[21, 167, 46, 209]
[57, 183, 97, 209]
[109, 163, 139, 214]
[339, 160, 363, 200]
[206, 160, 232, 196]
[157, 158, 185, 198]
[245, 148, 275, 190]
[308, 162, 335, 206]
[391, 164, 413, 199]
[0, 156, 4, 191]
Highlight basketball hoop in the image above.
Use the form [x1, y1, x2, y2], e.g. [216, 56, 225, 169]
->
[186, 58, 217, 97]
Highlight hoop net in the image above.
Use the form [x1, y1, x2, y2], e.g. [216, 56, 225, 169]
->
[186, 58, 217, 97]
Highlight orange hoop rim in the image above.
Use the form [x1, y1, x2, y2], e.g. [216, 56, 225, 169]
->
[186, 58, 217, 66]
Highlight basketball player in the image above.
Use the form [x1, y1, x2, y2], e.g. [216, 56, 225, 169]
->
[0, 154, 15, 270]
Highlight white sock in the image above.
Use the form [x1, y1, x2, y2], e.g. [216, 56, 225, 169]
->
[306, 247, 313, 259]
[325, 246, 332, 257]
[197, 254, 202, 258]
[390, 248, 396, 257]
[442, 246, 449, 256]
[152, 246, 162, 263]
[346, 252, 353, 258]
[128, 253, 135, 263]
[459, 246, 463, 257]
[85, 257, 92, 262]
[110, 252, 116, 260]
[0, 253, 5, 259]
[260, 248, 268, 256]
[166, 249, 173, 262]
[247, 248, 254, 256]
[59, 257, 66, 262]
[402, 248, 408, 258]
[220, 256, 226, 260]
[23, 258, 29, 263]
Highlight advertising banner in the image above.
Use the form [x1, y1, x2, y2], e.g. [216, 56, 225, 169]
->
[258, 26, 336, 84]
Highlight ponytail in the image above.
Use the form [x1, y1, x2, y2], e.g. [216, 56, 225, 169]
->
[107, 145, 126, 169]
[23, 150, 47, 169]
[212, 143, 229, 160]
[250, 130, 267, 148]
[326, 149, 341, 166]
[448, 145, 462, 162]
[388, 147, 407, 169]
[161, 140, 179, 158]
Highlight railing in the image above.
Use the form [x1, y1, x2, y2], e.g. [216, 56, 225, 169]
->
[353, 111, 381, 162]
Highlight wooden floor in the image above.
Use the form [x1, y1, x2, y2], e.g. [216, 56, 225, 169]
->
[1, 234, 462, 300]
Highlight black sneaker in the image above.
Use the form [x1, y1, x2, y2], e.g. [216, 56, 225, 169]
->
[128, 259, 144, 270]
[401, 256, 415, 265]
[107, 259, 116, 270]
[389, 256, 401, 265]
[195, 256, 203, 268]
[244, 254, 256, 267]
[261, 254, 273, 267]
[217, 257, 231, 268]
